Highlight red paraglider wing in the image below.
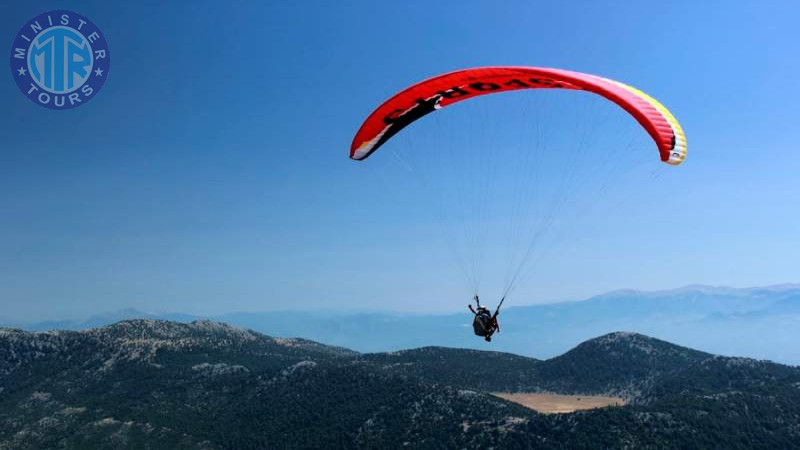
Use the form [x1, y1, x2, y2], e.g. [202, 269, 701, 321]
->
[350, 67, 686, 165]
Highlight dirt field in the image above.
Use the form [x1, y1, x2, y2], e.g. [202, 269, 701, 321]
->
[492, 393, 625, 414]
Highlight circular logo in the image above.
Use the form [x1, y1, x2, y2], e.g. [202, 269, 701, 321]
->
[9, 10, 110, 110]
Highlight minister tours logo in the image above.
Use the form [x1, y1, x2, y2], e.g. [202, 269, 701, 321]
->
[9, 10, 110, 110]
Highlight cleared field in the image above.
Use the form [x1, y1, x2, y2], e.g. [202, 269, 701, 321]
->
[492, 393, 625, 414]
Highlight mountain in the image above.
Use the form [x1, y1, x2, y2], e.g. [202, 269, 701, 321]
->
[737, 294, 800, 318]
[6, 284, 800, 365]
[0, 320, 532, 449]
[4, 308, 198, 332]
[2, 321, 800, 449]
[532, 332, 712, 398]
[360, 347, 543, 392]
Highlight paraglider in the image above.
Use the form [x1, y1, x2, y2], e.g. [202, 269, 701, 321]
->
[350, 66, 686, 342]
[469, 295, 503, 342]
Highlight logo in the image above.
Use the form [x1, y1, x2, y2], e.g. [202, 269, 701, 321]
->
[9, 10, 110, 110]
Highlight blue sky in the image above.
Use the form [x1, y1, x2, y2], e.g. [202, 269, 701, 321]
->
[1, 1, 799, 320]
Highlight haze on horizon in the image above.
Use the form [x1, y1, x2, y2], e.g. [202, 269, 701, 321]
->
[2, 1, 799, 321]
[2, 282, 799, 323]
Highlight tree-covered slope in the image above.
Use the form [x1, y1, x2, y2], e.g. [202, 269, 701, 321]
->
[2, 321, 799, 449]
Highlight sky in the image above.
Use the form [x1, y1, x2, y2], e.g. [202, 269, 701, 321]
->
[1, 0, 799, 321]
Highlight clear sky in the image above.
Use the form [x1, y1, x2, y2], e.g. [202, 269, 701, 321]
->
[2, 1, 799, 320]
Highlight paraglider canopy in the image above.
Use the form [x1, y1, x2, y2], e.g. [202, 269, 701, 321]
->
[350, 66, 686, 165]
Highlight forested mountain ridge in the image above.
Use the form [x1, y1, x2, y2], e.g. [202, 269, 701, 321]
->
[1, 320, 799, 449]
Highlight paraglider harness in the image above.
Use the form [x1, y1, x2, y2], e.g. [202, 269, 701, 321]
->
[469, 295, 503, 342]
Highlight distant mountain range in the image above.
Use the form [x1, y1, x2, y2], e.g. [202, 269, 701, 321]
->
[1, 321, 798, 449]
[4, 284, 800, 365]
